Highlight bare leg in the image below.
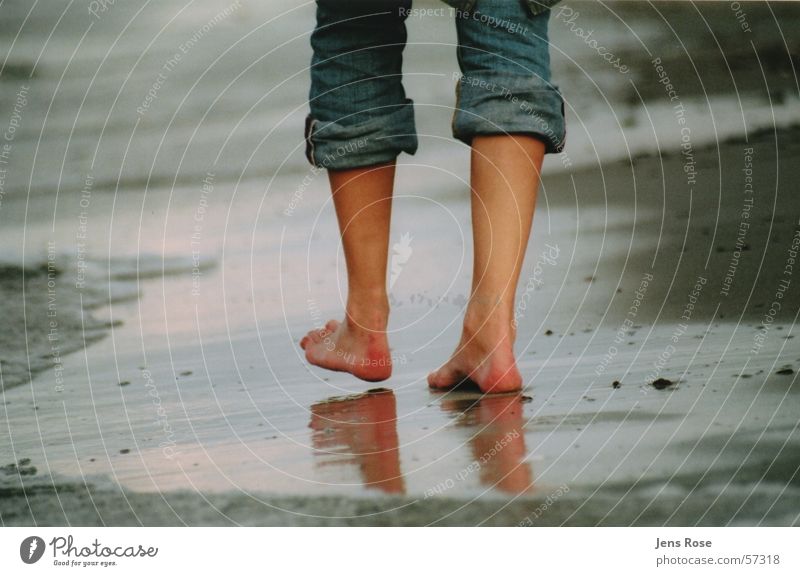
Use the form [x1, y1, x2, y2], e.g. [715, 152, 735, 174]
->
[300, 162, 394, 382]
[429, 135, 545, 393]
[441, 394, 534, 493]
[310, 389, 405, 494]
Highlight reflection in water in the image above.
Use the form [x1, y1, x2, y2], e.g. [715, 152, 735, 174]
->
[309, 388, 405, 494]
[441, 394, 534, 494]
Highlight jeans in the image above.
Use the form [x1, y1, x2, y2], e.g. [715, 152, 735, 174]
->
[306, 0, 565, 170]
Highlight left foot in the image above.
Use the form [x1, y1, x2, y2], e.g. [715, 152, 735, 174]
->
[300, 303, 392, 382]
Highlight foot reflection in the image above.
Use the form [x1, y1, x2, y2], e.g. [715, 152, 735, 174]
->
[309, 388, 405, 494]
[441, 394, 533, 494]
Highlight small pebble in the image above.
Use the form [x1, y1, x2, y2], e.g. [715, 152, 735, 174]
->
[651, 378, 674, 390]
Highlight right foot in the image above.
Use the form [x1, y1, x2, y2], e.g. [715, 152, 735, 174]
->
[300, 308, 392, 382]
[428, 308, 522, 394]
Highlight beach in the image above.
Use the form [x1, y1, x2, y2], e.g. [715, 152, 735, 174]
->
[1, 0, 799, 526]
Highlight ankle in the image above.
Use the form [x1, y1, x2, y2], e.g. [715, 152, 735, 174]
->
[346, 293, 389, 333]
[462, 319, 514, 346]
[464, 295, 513, 333]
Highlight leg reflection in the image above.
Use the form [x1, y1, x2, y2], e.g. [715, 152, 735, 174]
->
[441, 394, 533, 494]
[309, 388, 405, 494]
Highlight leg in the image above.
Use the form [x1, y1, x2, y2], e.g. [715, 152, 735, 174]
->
[301, 2, 416, 382]
[428, 135, 544, 392]
[441, 394, 534, 493]
[429, 0, 565, 393]
[301, 163, 395, 382]
[310, 389, 405, 494]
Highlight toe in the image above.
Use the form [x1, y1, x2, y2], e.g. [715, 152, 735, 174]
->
[427, 371, 438, 388]
[304, 346, 319, 365]
[427, 368, 453, 390]
[325, 319, 340, 332]
[301, 327, 329, 348]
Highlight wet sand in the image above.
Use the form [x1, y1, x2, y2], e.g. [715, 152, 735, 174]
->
[1, 0, 799, 525]
[2, 128, 798, 526]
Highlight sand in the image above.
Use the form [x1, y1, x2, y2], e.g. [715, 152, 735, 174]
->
[1, 0, 799, 526]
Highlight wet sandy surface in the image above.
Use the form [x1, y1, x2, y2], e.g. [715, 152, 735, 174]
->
[2, 128, 798, 525]
[1, 0, 799, 525]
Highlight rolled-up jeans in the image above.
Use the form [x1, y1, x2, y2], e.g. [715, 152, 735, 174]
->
[306, 0, 565, 170]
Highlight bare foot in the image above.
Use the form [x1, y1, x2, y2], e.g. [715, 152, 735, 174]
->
[300, 313, 392, 382]
[428, 311, 522, 394]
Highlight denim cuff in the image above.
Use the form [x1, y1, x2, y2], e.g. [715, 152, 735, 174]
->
[452, 71, 566, 154]
[305, 99, 418, 170]
[440, 0, 560, 17]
